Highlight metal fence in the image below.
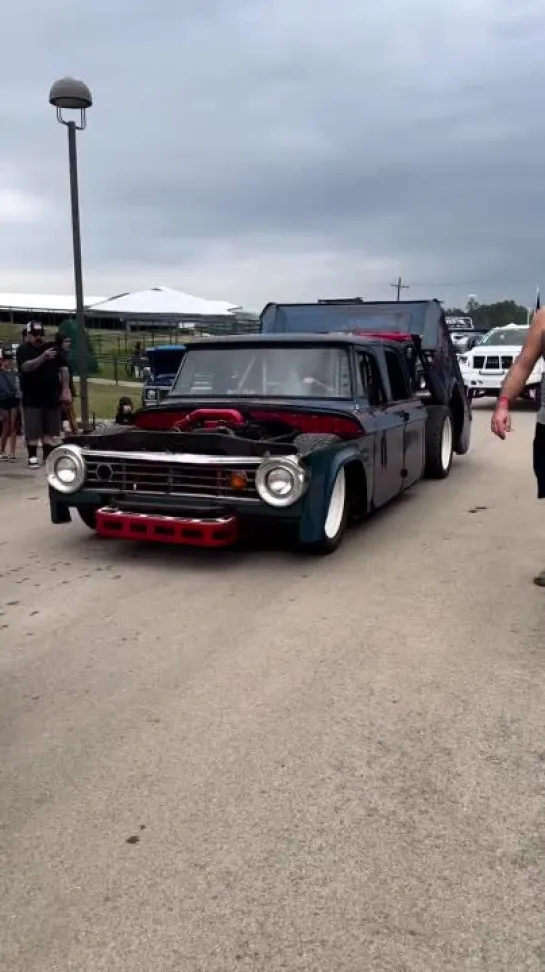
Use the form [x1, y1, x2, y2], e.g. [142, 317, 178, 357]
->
[90, 318, 259, 383]
[0, 315, 260, 357]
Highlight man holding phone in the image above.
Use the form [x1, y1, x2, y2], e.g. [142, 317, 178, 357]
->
[17, 321, 71, 467]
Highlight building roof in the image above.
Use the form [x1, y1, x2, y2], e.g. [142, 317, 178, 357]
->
[89, 286, 239, 318]
[0, 293, 104, 313]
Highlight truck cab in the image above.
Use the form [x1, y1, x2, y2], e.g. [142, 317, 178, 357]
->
[259, 298, 472, 456]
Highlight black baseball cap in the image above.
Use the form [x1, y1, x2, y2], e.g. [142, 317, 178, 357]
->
[25, 321, 45, 336]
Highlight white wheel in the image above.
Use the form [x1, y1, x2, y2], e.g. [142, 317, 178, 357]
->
[324, 467, 346, 539]
[440, 415, 453, 473]
[301, 466, 348, 555]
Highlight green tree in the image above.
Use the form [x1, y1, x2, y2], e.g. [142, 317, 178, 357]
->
[58, 319, 99, 377]
[469, 300, 527, 330]
[445, 300, 528, 330]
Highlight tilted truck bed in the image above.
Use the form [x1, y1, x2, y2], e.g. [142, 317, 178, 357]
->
[259, 298, 467, 409]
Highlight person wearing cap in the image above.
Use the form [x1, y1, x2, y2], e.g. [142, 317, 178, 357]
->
[17, 321, 71, 468]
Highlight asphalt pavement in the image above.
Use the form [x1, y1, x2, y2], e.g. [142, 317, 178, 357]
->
[0, 403, 544, 972]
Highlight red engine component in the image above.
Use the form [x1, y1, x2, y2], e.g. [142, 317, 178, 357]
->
[95, 508, 239, 547]
[248, 410, 363, 438]
[134, 407, 246, 432]
[171, 408, 245, 431]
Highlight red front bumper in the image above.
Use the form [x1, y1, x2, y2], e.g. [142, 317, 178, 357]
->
[95, 507, 239, 547]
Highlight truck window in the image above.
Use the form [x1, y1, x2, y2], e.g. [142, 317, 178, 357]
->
[384, 349, 411, 401]
[356, 351, 386, 407]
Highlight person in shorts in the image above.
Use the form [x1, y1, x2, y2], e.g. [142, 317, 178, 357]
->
[0, 348, 20, 461]
[17, 321, 71, 468]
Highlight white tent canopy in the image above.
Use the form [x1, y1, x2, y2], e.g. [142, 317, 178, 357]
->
[0, 293, 104, 313]
[89, 286, 239, 318]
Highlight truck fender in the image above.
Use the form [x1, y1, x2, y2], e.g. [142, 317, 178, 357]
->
[298, 446, 365, 544]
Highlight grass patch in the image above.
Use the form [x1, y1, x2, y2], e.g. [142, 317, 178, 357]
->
[74, 380, 142, 422]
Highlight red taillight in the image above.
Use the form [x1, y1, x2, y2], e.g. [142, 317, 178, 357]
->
[248, 410, 363, 438]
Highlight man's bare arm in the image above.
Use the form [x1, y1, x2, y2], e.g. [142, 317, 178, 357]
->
[60, 366, 69, 392]
[20, 350, 52, 373]
[499, 311, 544, 402]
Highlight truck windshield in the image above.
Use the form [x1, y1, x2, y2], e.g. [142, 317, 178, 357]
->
[480, 328, 529, 347]
[171, 346, 353, 399]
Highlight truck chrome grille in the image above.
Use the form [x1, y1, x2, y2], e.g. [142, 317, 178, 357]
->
[84, 455, 258, 499]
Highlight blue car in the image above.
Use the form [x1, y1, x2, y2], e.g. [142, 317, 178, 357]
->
[45, 303, 471, 555]
[141, 345, 186, 406]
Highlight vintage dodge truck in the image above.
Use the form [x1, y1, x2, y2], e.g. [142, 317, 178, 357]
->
[46, 300, 471, 555]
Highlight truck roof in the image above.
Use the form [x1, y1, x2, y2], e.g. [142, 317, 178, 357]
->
[181, 332, 411, 351]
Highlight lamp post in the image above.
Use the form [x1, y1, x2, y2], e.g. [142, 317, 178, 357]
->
[49, 76, 93, 432]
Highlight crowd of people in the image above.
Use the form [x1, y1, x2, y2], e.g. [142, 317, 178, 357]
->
[0, 321, 76, 467]
[0, 321, 137, 467]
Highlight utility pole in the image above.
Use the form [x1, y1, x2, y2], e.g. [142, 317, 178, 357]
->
[390, 276, 409, 301]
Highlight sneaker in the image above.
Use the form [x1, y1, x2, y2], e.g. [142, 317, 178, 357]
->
[27, 457, 39, 468]
[8, 455, 16, 462]
[0, 454, 8, 462]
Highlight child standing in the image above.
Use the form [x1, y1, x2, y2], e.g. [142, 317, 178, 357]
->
[0, 349, 20, 461]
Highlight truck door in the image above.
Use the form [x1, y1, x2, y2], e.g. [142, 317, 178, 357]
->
[383, 348, 426, 488]
[354, 350, 405, 505]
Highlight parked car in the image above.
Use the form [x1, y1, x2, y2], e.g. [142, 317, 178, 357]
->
[45, 306, 471, 555]
[459, 323, 540, 404]
[141, 345, 186, 406]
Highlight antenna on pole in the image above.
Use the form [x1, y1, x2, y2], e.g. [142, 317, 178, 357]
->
[390, 276, 409, 301]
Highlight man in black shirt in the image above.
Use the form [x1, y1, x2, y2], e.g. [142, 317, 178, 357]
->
[17, 321, 71, 468]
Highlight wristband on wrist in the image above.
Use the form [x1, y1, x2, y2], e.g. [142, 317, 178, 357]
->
[497, 395, 510, 409]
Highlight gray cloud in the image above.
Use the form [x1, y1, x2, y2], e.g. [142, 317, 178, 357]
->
[0, 0, 544, 309]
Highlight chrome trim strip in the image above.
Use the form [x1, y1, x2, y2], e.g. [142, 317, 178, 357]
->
[81, 449, 264, 466]
[99, 508, 237, 524]
[85, 487, 260, 504]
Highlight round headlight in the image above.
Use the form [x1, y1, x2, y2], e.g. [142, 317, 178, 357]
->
[146, 388, 157, 400]
[265, 467, 294, 497]
[46, 444, 86, 494]
[255, 458, 307, 508]
[55, 455, 79, 485]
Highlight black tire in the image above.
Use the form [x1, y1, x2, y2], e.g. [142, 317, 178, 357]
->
[424, 406, 453, 480]
[78, 507, 98, 531]
[293, 432, 341, 455]
[300, 465, 348, 555]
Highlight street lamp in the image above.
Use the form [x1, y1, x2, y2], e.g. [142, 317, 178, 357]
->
[49, 76, 93, 432]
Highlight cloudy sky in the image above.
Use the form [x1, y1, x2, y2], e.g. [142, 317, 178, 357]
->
[0, 0, 543, 310]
